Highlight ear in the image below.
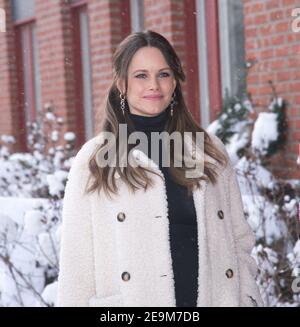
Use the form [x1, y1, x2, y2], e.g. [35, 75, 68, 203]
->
[116, 78, 125, 94]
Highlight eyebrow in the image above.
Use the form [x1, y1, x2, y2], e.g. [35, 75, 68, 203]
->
[132, 67, 171, 74]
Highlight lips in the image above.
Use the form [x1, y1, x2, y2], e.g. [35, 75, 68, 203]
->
[143, 95, 163, 100]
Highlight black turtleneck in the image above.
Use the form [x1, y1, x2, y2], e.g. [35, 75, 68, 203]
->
[128, 108, 198, 307]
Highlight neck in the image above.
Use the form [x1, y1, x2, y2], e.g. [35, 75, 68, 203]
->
[128, 108, 170, 132]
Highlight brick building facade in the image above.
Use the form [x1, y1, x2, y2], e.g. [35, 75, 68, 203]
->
[0, 0, 299, 179]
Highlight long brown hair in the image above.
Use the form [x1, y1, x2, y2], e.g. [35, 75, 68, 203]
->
[86, 30, 227, 198]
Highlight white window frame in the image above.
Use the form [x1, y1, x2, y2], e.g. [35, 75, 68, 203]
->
[218, 0, 246, 98]
[195, 0, 210, 128]
[130, 0, 144, 32]
[79, 8, 94, 140]
[11, 0, 35, 22]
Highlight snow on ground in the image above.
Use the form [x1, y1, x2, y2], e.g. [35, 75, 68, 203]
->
[0, 196, 57, 307]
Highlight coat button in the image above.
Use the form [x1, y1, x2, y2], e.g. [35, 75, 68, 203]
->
[217, 210, 224, 219]
[117, 212, 126, 222]
[121, 271, 130, 281]
[225, 269, 234, 278]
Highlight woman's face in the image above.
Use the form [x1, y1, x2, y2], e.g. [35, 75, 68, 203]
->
[118, 46, 177, 117]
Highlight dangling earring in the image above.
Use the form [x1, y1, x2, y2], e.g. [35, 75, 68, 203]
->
[170, 92, 176, 116]
[120, 93, 125, 116]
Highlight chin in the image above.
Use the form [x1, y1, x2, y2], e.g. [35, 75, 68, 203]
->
[147, 107, 166, 115]
[132, 104, 166, 116]
[147, 110, 164, 116]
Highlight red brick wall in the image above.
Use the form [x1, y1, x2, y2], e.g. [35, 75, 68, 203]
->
[243, 0, 300, 179]
[0, 0, 20, 151]
[88, 0, 130, 135]
[0, 0, 79, 150]
[35, 0, 77, 146]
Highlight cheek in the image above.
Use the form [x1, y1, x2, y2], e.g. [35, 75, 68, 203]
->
[163, 78, 175, 90]
[127, 80, 144, 99]
[161, 81, 175, 99]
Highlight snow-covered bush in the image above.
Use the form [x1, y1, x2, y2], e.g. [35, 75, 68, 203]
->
[251, 82, 287, 159]
[0, 103, 75, 198]
[0, 102, 76, 306]
[207, 90, 253, 165]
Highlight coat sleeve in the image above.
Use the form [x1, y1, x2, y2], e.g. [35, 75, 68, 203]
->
[208, 132, 264, 307]
[56, 146, 96, 307]
[227, 162, 264, 307]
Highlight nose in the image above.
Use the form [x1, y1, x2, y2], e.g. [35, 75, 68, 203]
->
[149, 76, 159, 90]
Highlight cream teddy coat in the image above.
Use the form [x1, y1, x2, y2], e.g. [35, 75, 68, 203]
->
[56, 132, 264, 307]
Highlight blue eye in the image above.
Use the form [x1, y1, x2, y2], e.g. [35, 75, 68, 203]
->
[134, 72, 171, 79]
[135, 74, 146, 79]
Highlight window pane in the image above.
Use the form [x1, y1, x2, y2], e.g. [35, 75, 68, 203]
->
[130, 0, 144, 32]
[20, 25, 34, 124]
[218, 0, 246, 98]
[32, 24, 42, 116]
[11, 0, 35, 22]
[19, 22, 40, 137]
[79, 8, 94, 140]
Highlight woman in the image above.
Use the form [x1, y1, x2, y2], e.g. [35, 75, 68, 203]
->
[56, 30, 264, 307]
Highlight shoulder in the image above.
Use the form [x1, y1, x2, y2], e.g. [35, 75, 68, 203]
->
[71, 133, 106, 169]
[206, 132, 227, 155]
[205, 131, 233, 176]
[65, 133, 107, 190]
